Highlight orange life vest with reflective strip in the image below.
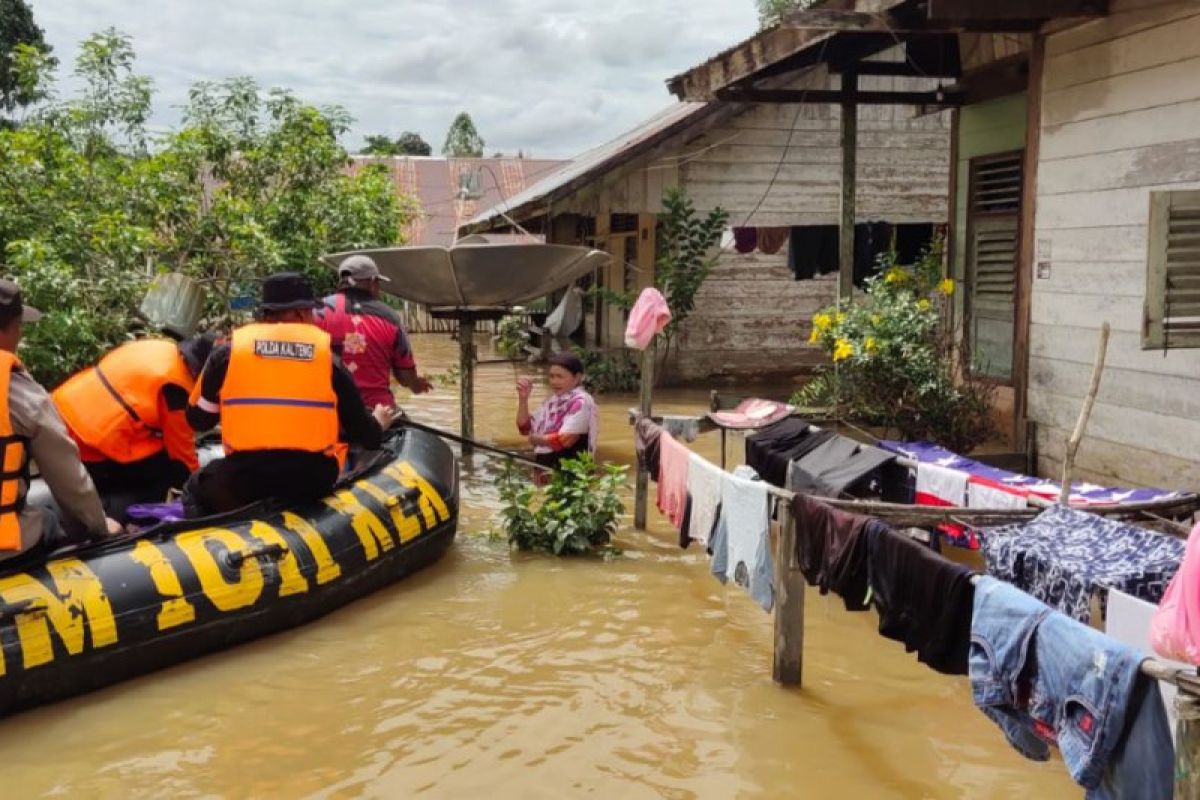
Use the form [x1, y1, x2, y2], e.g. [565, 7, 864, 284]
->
[220, 323, 341, 466]
[0, 352, 29, 551]
[52, 339, 195, 464]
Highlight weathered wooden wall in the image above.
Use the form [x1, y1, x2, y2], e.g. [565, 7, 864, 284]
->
[542, 52, 951, 382]
[1031, 0, 1200, 489]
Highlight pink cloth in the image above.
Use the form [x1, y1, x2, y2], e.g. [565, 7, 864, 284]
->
[1151, 523, 1200, 666]
[656, 431, 690, 530]
[707, 399, 794, 430]
[624, 288, 671, 350]
[528, 386, 597, 455]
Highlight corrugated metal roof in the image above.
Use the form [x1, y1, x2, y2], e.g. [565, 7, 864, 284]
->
[467, 101, 713, 230]
[349, 156, 565, 246]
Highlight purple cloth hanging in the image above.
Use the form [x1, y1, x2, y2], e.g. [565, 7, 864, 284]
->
[733, 227, 758, 254]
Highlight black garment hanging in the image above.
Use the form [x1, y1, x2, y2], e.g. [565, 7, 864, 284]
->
[745, 419, 835, 488]
[786, 435, 897, 498]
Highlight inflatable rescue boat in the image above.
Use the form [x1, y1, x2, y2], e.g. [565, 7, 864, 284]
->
[0, 425, 457, 717]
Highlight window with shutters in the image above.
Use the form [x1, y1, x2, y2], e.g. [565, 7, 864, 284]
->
[965, 151, 1022, 382]
[1144, 190, 1200, 350]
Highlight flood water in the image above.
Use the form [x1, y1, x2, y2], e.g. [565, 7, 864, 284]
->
[0, 334, 1076, 798]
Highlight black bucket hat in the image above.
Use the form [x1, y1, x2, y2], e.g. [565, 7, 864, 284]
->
[260, 272, 319, 311]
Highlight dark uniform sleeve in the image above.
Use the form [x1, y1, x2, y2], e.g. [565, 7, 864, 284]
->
[333, 359, 383, 449]
[186, 344, 230, 432]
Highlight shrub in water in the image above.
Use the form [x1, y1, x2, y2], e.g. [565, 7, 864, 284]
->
[498, 454, 626, 556]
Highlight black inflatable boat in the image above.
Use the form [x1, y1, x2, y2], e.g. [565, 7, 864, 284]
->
[0, 425, 457, 716]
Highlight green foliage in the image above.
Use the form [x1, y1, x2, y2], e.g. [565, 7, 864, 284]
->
[360, 130, 431, 156]
[655, 188, 729, 358]
[0, 0, 52, 119]
[498, 454, 626, 556]
[756, 0, 818, 28]
[797, 238, 997, 453]
[573, 347, 639, 394]
[442, 111, 484, 158]
[494, 313, 529, 359]
[0, 30, 413, 386]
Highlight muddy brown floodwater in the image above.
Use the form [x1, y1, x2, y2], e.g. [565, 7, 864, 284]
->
[0, 334, 1077, 798]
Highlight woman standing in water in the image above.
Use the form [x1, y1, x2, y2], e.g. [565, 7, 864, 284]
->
[515, 352, 598, 470]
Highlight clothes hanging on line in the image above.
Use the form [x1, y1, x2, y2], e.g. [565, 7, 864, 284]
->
[970, 577, 1175, 799]
[685, 451, 723, 548]
[733, 227, 758, 254]
[661, 415, 700, 443]
[656, 430, 691, 531]
[746, 419, 834, 489]
[914, 461, 973, 548]
[1150, 521, 1200, 666]
[879, 439, 1183, 507]
[757, 227, 789, 255]
[787, 226, 839, 280]
[967, 476, 1028, 510]
[790, 492, 873, 612]
[867, 526, 976, 675]
[979, 505, 1185, 625]
[634, 416, 662, 477]
[709, 465, 774, 612]
[785, 434, 896, 498]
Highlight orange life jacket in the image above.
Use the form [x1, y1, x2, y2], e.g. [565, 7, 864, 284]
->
[0, 352, 29, 551]
[53, 339, 195, 464]
[221, 323, 341, 466]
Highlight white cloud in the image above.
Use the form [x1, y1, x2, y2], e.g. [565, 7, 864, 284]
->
[30, 0, 757, 157]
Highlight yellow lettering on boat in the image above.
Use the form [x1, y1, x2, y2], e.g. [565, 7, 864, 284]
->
[129, 540, 196, 631]
[175, 528, 264, 612]
[246, 521, 308, 598]
[324, 491, 392, 560]
[384, 462, 450, 527]
[355, 480, 421, 543]
[281, 512, 342, 585]
[0, 559, 117, 672]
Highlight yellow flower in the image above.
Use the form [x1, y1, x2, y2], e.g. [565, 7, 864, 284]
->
[832, 339, 854, 362]
[937, 278, 955, 296]
[808, 327, 820, 344]
[812, 312, 832, 332]
[870, 314, 882, 326]
[917, 298, 931, 311]
[884, 267, 908, 284]
[864, 336, 877, 353]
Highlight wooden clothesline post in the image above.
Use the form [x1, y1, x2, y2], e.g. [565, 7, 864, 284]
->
[633, 340, 656, 530]
[1178, 693, 1200, 799]
[772, 497, 805, 686]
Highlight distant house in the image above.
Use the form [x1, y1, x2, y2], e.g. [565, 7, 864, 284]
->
[349, 156, 564, 247]
[466, 56, 952, 382]
[666, 0, 1200, 490]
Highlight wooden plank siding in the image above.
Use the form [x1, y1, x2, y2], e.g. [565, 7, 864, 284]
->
[534, 56, 950, 383]
[1029, 0, 1200, 488]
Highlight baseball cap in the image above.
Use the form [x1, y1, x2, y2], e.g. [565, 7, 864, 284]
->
[338, 254, 391, 286]
[0, 280, 42, 323]
[259, 272, 320, 311]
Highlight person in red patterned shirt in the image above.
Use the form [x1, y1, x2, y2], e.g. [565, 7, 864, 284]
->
[316, 255, 432, 408]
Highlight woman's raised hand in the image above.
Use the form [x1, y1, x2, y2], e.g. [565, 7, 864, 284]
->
[516, 377, 533, 400]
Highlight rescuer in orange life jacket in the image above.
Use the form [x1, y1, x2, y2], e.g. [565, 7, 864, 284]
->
[0, 280, 122, 560]
[52, 333, 216, 522]
[183, 272, 395, 517]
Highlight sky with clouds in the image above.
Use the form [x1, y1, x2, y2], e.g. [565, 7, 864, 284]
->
[30, 1, 759, 158]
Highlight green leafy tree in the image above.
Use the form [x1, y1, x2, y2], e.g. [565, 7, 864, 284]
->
[361, 133, 398, 155]
[0, 0, 53, 120]
[394, 130, 431, 156]
[654, 188, 729, 367]
[0, 30, 413, 386]
[757, 0, 817, 28]
[442, 111, 484, 158]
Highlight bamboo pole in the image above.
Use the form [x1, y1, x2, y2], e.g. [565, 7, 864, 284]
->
[1059, 322, 1110, 505]
[1176, 693, 1200, 800]
[633, 340, 656, 530]
[772, 498, 805, 686]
